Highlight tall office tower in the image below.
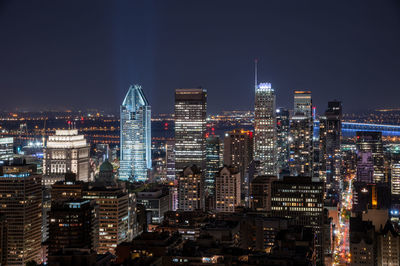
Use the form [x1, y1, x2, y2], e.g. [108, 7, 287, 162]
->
[48, 199, 98, 255]
[250, 175, 277, 211]
[43, 129, 90, 186]
[205, 135, 221, 195]
[319, 101, 342, 187]
[165, 140, 175, 181]
[174, 88, 207, 173]
[120, 84, 151, 182]
[178, 165, 203, 211]
[83, 188, 135, 254]
[294, 90, 312, 117]
[0, 164, 42, 265]
[290, 91, 313, 177]
[289, 116, 313, 176]
[271, 176, 324, 262]
[356, 131, 385, 183]
[377, 221, 400, 266]
[0, 137, 13, 165]
[215, 166, 241, 212]
[276, 108, 290, 173]
[254, 83, 277, 176]
[356, 152, 374, 183]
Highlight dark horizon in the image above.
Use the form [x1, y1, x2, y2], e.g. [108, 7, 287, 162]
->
[1, 0, 399, 114]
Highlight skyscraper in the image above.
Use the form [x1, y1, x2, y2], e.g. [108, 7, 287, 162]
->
[254, 82, 277, 176]
[0, 163, 42, 265]
[356, 131, 385, 183]
[223, 129, 253, 201]
[205, 135, 221, 195]
[120, 84, 151, 182]
[289, 91, 313, 177]
[43, 129, 90, 186]
[319, 101, 342, 187]
[276, 108, 290, 173]
[174, 88, 207, 174]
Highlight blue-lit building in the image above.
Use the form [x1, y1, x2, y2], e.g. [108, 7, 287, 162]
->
[120, 84, 151, 181]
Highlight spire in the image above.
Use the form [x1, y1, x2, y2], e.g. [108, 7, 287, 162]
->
[254, 58, 258, 90]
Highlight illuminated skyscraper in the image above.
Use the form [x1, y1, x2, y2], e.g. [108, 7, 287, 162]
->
[119, 84, 151, 182]
[276, 108, 290, 173]
[174, 88, 207, 172]
[254, 83, 277, 176]
[356, 131, 385, 183]
[43, 129, 90, 186]
[289, 91, 313, 177]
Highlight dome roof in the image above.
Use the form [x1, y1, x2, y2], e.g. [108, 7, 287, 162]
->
[99, 160, 113, 172]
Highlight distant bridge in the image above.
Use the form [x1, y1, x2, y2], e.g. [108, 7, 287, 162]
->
[313, 121, 400, 137]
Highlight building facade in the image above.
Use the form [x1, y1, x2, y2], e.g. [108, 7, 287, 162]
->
[254, 83, 277, 176]
[0, 137, 13, 165]
[174, 88, 207, 173]
[119, 84, 151, 181]
[0, 165, 42, 265]
[271, 176, 324, 262]
[215, 166, 241, 212]
[43, 129, 90, 186]
[356, 131, 385, 183]
[178, 165, 203, 211]
[83, 188, 135, 254]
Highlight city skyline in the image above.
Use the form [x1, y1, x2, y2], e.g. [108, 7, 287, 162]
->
[1, 1, 400, 114]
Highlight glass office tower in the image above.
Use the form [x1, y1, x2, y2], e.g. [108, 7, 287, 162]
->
[119, 84, 151, 181]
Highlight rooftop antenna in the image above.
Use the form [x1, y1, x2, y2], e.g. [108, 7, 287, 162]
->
[254, 58, 258, 90]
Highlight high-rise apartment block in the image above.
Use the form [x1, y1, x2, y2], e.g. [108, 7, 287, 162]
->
[215, 166, 241, 212]
[178, 165, 203, 211]
[0, 164, 42, 265]
[43, 129, 90, 186]
[254, 83, 277, 176]
[174, 88, 207, 173]
[119, 84, 151, 181]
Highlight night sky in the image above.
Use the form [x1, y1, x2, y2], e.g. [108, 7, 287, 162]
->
[0, 0, 399, 114]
